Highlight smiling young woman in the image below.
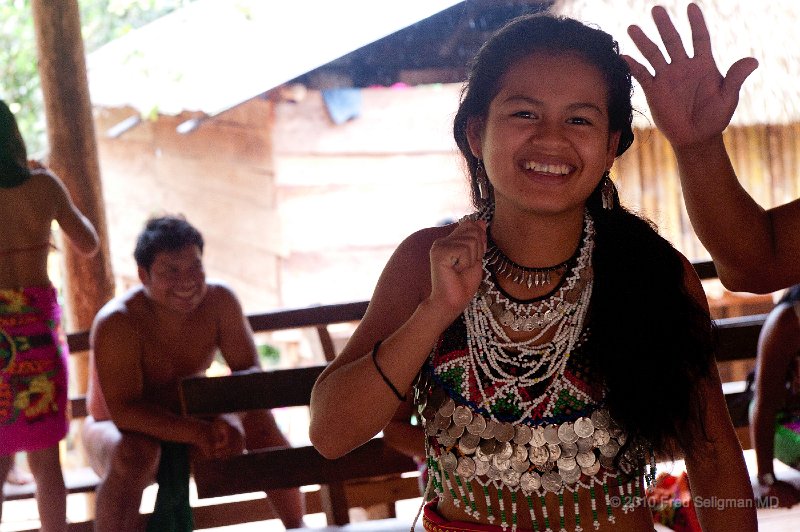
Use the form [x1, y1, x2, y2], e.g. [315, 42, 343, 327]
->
[310, 10, 757, 532]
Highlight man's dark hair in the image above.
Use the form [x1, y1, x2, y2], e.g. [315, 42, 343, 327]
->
[133, 215, 204, 271]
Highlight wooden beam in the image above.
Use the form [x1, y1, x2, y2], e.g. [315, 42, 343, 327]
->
[31, 0, 115, 335]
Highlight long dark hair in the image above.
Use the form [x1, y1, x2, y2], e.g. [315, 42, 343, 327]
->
[0, 100, 31, 189]
[452, 13, 713, 458]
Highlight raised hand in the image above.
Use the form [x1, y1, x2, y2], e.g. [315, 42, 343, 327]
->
[427, 218, 487, 323]
[623, 3, 758, 148]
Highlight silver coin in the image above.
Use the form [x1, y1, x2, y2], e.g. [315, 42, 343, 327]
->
[511, 456, 530, 474]
[543, 424, 561, 445]
[475, 458, 491, 476]
[496, 441, 513, 460]
[541, 471, 563, 493]
[487, 465, 502, 480]
[459, 432, 481, 454]
[495, 422, 515, 443]
[435, 413, 451, 431]
[438, 433, 456, 448]
[616, 432, 627, 446]
[530, 426, 547, 447]
[475, 445, 492, 463]
[592, 428, 610, 446]
[447, 423, 465, 439]
[561, 463, 582, 484]
[466, 414, 487, 435]
[438, 398, 456, 418]
[510, 443, 527, 462]
[441, 451, 458, 473]
[529, 445, 549, 466]
[453, 405, 473, 427]
[560, 441, 578, 459]
[574, 416, 595, 438]
[520, 471, 542, 493]
[541, 460, 556, 472]
[599, 455, 615, 469]
[576, 436, 594, 452]
[481, 419, 497, 439]
[492, 455, 510, 471]
[513, 424, 533, 445]
[456, 456, 477, 478]
[501, 469, 521, 487]
[576, 450, 597, 468]
[479, 438, 498, 457]
[581, 460, 601, 476]
[590, 409, 610, 429]
[425, 421, 439, 436]
[600, 440, 620, 458]
[557, 456, 577, 471]
[557, 422, 579, 444]
[547, 443, 562, 461]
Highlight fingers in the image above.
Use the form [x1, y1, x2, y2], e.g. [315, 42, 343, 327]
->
[651, 6, 688, 63]
[439, 219, 487, 273]
[621, 55, 653, 88]
[686, 3, 712, 58]
[627, 23, 667, 71]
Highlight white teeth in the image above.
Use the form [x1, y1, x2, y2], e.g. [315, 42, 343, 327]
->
[524, 161, 570, 175]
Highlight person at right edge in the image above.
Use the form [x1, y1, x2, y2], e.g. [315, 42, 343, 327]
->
[623, 4, 783, 293]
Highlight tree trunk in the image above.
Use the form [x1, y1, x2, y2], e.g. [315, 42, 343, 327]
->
[31, 0, 114, 337]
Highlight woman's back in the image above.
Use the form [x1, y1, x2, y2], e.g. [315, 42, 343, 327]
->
[0, 170, 98, 288]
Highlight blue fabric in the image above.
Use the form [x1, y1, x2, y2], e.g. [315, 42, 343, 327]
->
[321, 88, 362, 125]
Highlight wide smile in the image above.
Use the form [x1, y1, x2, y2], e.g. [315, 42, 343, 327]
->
[521, 160, 576, 183]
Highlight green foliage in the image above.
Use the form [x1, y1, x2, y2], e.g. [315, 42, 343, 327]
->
[257, 344, 281, 366]
[0, 0, 195, 155]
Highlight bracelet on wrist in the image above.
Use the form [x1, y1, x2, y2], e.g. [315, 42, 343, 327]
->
[371, 340, 407, 402]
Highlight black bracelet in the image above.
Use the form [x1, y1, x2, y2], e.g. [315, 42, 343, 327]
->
[371, 340, 407, 402]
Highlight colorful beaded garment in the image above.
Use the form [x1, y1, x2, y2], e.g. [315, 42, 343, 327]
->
[415, 213, 655, 532]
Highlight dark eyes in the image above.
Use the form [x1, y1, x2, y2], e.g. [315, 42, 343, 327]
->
[511, 111, 593, 125]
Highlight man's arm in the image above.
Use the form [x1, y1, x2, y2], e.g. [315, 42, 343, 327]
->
[622, 4, 800, 292]
[213, 283, 261, 372]
[91, 305, 214, 453]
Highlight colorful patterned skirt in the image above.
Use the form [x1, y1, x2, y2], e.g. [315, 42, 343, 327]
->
[0, 286, 69, 455]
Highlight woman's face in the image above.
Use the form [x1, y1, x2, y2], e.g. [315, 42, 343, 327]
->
[467, 51, 620, 219]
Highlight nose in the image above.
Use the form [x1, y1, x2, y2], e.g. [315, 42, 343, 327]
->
[529, 119, 569, 149]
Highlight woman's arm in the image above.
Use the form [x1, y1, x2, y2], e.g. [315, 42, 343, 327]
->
[678, 257, 757, 531]
[310, 219, 486, 458]
[750, 303, 800, 507]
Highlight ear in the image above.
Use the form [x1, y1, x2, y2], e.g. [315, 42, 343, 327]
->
[466, 117, 484, 159]
[137, 265, 149, 286]
[605, 130, 622, 169]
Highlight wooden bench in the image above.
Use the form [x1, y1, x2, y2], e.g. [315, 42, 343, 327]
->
[1, 261, 770, 530]
[180, 367, 420, 528]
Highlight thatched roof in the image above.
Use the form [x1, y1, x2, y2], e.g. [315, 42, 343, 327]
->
[552, 0, 800, 126]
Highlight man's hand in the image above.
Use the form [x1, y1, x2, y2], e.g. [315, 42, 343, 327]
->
[210, 415, 246, 458]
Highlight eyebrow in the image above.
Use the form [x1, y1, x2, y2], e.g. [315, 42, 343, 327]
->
[500, 95, 605, 115]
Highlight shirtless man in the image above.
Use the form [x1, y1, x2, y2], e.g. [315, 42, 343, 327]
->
[82, 216, 304, 531]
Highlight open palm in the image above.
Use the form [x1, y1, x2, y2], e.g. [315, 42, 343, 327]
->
[623, 3, 757, 148]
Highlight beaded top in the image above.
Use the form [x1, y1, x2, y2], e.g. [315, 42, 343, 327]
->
[415, 212, 655, 531]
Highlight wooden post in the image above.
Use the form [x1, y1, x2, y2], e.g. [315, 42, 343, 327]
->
[31, 0, 115, 335]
